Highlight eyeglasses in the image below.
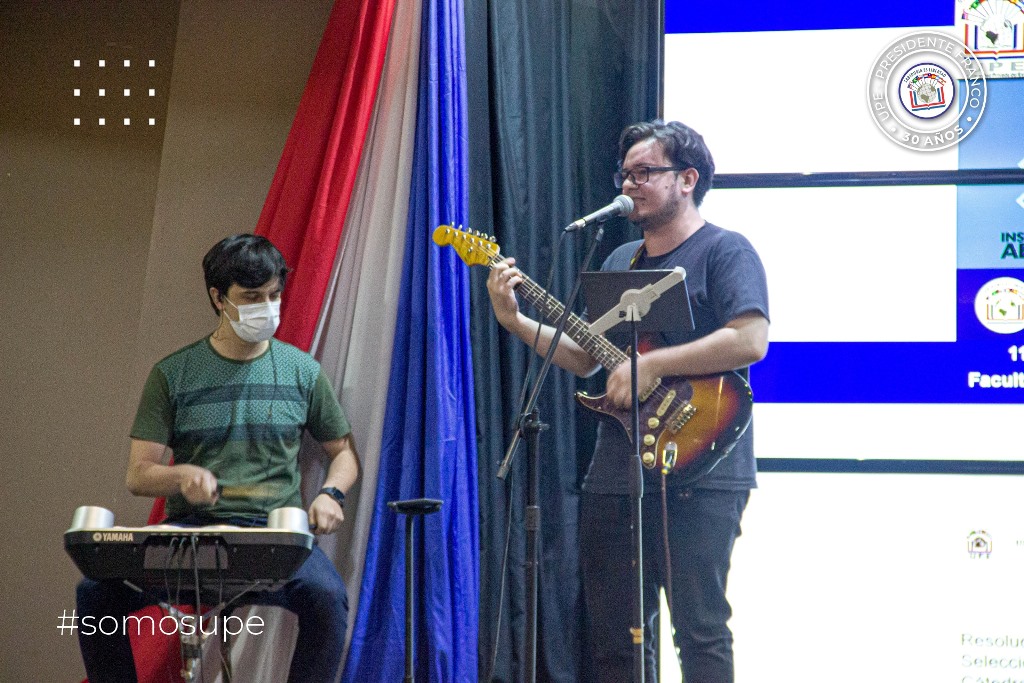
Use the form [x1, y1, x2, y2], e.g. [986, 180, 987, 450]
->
[613, 166, 688, 189]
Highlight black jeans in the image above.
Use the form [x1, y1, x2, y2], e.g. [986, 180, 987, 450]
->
[580, 487, 749, 683]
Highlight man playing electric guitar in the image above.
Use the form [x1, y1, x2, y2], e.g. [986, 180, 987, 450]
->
[485, 120, 769, 683]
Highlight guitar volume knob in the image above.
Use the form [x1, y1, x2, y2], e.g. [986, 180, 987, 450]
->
[641, 452, 655, 467]
[647, 417, 659, 429]
[643, 434, 655, 446]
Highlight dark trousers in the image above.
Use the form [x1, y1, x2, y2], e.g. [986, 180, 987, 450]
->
[580, 487, 749, 683]
[76, 544, 348, 683]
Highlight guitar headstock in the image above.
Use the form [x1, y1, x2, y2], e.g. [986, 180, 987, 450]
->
[433, 224, 501, 268]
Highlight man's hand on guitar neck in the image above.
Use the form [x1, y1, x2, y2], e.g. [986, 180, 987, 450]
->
[606, 353, 661, 409]
[486, 257, 523, 329]
[485, 257, 599, 378]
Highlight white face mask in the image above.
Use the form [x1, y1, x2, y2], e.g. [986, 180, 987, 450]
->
[224, 297, 281, 343]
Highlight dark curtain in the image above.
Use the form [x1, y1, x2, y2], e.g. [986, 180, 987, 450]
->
[465, 1, 660, 680]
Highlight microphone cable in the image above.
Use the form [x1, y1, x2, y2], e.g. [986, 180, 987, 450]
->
[187, 534, 206, 683]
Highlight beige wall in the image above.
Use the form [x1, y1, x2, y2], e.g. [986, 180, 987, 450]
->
[0, 1, 331, 679]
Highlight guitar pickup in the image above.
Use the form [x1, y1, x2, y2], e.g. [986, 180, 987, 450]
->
[639, 378, 661, 402]
[654, 387, 674, 414]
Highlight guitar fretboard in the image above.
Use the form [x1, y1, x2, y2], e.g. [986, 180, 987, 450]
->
[486, 253, 628, 372]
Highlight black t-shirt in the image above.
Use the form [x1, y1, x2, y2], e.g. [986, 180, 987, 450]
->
[583, 222, 769, 494]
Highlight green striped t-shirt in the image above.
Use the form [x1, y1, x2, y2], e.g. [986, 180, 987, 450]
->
[131, 337, 350, 522]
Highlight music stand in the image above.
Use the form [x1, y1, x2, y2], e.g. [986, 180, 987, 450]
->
[580, 267, 692, 683]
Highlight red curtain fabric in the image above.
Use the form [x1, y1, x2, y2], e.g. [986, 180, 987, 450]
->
[256, 0, 399, 351]
[128, 605, 200, 682]
[147, 492, 166, 525]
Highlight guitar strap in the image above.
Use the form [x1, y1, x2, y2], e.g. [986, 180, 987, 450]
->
[628, 240, 676, 619]
[627, 242, 646, 270]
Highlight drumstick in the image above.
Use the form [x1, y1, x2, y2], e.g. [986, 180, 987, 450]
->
[216, 482, 278, 499]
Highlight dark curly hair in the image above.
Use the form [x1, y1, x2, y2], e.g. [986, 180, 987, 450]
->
[618, 120, 715, 207]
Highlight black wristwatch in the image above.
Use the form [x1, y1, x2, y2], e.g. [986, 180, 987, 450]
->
[319, 486, 345, 508]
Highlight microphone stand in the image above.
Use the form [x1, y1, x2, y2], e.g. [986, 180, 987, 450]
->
[496, 226, 604, 683]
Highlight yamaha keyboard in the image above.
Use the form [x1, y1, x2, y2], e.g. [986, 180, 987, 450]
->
[65, 506, 314, 599]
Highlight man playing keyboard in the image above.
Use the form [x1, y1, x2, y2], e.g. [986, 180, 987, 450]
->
[76, 234, 359, 682]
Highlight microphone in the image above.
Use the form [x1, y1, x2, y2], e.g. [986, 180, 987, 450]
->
[563, 195, 634, 232]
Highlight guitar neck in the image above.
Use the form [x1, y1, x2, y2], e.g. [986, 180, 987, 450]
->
[487, 255, 627, 371]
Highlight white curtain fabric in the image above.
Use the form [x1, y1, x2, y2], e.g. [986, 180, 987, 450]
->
[209, 0, 423, 679]
[310, 0, 422, 659]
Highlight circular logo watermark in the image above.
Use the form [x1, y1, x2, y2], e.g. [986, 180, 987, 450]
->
[867, 31, 987, 151]
[898, 63, 954, 119]
[974, 276, 1024, 334]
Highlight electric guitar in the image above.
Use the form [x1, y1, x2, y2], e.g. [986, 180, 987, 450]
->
[434, 224, 753, 483]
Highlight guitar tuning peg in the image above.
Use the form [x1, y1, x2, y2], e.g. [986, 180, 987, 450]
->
[457, 224, 463, 232]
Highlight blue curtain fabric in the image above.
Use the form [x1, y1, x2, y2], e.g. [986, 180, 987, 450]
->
[342, 0, 478, 680]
